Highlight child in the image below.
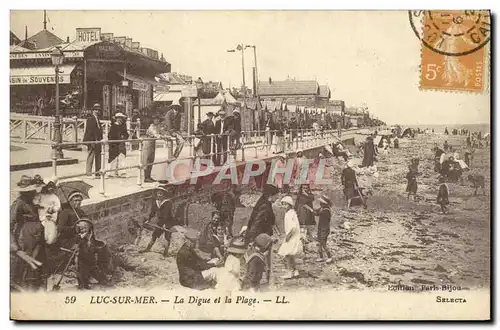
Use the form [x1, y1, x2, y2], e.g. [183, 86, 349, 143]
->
[215, 236, 246, 292]
[315, 196, 333, 263]
[278, 196, 303, 279]
[242, 233, 273, 292]
[437, 177, 450, 214]
[211, 223, 229, 264]
[199, 211, 222, 254]
[406, 165, 418, 201]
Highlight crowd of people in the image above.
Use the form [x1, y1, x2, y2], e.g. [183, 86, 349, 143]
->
[11, 122, 488, 292]
[10, 175, 112, 291]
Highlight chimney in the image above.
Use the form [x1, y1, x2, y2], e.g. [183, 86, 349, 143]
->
[25, 26, 28, 41]
[269, 77, 272, 84]
[66, 36, 70, 43]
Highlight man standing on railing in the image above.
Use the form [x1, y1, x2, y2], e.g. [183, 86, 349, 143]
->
[83, 104, 103, 179]
[165, 104, 185, 159]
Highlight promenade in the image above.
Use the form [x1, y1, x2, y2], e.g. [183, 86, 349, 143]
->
[10, 129, 355, 204]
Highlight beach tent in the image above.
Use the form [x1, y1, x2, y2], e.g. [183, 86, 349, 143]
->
[401, 127, 413, 138]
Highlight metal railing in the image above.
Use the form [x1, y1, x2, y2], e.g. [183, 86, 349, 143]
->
[47, 128, 343, 197]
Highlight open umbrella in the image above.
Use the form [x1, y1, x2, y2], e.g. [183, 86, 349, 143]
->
[56, 180, 93, 204]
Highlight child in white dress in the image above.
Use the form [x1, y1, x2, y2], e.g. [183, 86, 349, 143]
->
[278, 196, 303, 279]
[215, 236, 246, 292]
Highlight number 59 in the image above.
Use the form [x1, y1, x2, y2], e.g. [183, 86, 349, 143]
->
[425, 64, 440, 81]
[65, 296, 76, 304]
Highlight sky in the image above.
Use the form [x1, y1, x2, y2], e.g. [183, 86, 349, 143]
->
[10, 10, 490, 125]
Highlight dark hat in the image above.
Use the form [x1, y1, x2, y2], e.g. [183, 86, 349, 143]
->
[210, 192, 223, 203]
[170, 104, 182, 111]
[254, 233, 273, 251]
[75, 218, 94, 229]
[14, 175, 45, 192]
[262, 184, 279, 196]
[206, 112, 215, 117]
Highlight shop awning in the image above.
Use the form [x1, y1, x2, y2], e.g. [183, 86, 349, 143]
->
[153, 91, 182, 103]
[10, 64, 76, 85]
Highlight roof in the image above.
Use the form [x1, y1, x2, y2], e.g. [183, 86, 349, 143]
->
[10, 45, 30, 52]
[27, 29, 64, 49]
[318, 85, 331, 98]
[258, 80, 319, 96]
[10, 31, 21, 45]
[17, 39, 37, 50]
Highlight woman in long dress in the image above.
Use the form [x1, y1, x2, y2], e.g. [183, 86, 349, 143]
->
[142, 115, 166, 183]
[278, 196, 303, 279]
[362, 137, 376, 167]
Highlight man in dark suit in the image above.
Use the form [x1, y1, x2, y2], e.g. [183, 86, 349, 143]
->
[229, 109, 242, 151]
[201, 112, 215, 155]
[214, 109, 233, 165]
[83, 104, 103, 178]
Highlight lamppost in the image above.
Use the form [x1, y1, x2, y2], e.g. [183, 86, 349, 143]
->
[227, 44, 246, 103]
[245, 44, 260, 132]
[195, 77, 204, 124]
[51, 46, 65, 159]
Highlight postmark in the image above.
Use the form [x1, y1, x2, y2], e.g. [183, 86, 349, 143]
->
[409, 10, 490, 92]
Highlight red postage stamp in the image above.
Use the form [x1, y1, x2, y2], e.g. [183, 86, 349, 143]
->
[412, 10, 491, 92]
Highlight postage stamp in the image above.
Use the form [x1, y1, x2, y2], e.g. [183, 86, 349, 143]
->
[411, 10, 491, 92]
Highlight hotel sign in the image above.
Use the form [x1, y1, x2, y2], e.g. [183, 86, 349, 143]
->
[10, 51, 84, 60]
[76, 28, 101, 43]
[10, 74, 70, 85]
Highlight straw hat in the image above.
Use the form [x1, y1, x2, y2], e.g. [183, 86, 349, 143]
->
[232, 109, 240, 115]
[227, 236, 247, 254]
[318, 195, 331, 206]
[281, 196, 294, 207]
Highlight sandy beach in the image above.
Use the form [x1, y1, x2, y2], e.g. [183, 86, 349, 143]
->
[45, 131, 489, 292]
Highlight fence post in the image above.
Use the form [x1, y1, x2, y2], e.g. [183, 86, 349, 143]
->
[22, 119, 27, 142]
[136, 118, 141, 138]
[100, 141, 106, 196]
[241, 131, 245, 162]
[137, 138, 143, 186]
[126, 117, 132, 152]
[73, 118, 78, 144]
[51, 145, 58, 178]
[254, 131, 258, 159]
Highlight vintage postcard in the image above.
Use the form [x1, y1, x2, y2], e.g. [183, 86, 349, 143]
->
[9, 10, 490, 320]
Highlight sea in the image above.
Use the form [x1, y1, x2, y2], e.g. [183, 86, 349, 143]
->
[405, 123, 490, 134]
